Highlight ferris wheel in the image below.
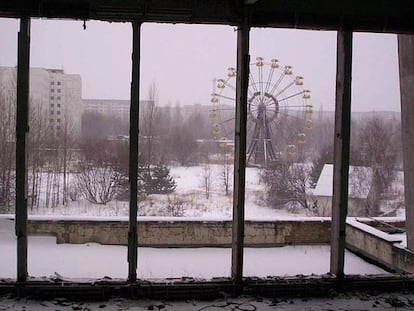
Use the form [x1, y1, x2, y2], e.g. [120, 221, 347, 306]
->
[209, 57, 313, 167]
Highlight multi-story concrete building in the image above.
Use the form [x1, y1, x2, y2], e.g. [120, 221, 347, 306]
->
[0, 66, 82, 137]
[83, 99, 154, 121]
[83, 99, 130, 120]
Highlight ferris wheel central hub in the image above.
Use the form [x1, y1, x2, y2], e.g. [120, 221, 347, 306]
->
[248, 91, 280, 123]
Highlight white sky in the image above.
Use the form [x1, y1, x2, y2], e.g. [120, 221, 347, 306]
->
[0, 18, 401, 111]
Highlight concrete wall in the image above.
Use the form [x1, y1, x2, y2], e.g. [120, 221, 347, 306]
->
[346, 221, 414, 273]
[27, 218, 331, 247]
[346, 223, 394, 266]
[316, 196, 368, 217]
[25, 217, 414, 273]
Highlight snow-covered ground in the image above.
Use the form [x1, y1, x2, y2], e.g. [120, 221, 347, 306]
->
[6, 165, 404, 219]
[0, 166, 403, 284]
[0, 218, 385, 280]
[22, 166, 311, 219]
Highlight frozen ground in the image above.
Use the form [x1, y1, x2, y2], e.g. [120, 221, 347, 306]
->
[2, 291, 414, 310]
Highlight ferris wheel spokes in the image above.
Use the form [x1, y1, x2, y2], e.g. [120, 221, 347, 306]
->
[273, 80, 297, 99]
[266, 66, 291, 98]
[277, 90, 309, 103]
[210, 56, 313, 167]
[212, 92, 235, 102]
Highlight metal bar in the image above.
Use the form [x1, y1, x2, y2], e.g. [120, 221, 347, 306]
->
[398, 34, 414, 251]
[128, 21, 141, 282]
[231, 16, 250, 285]
[15, 17, 31, 282]
[330, 29, 353, 279]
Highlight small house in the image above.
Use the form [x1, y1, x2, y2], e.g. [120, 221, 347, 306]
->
[312, 164, 375, 216]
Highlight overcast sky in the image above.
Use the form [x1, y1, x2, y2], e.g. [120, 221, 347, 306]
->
[0, 18, 401, 112]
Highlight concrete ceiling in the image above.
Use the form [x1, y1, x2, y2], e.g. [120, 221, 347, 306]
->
[0, 0, 413, 33]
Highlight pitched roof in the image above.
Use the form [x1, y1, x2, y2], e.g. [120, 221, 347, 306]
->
[313, 164, 373, 199]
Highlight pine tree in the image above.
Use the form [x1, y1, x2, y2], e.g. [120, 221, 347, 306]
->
[149, 163, 176, 194]
[138, 163, 176, 195]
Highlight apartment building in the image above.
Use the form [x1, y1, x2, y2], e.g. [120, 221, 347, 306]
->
[83, 99, 154, 120]
[0, 66, 83, 137]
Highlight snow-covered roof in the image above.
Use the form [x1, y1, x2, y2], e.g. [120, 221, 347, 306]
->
[313, 164, 373, 199]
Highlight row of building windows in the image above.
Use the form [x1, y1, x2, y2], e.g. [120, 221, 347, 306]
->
[48, 117, 62, 132]
[50, 81, 61, 86]
[50, 88, 61, 93]
[50, 103, 61, 108]
[50, 96, 61, 100]
[50, 110, 61, 115]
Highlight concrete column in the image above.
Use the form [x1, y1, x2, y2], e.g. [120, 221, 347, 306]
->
[128, 21, 141, 282]
[330, 29, 353, 278]
[231, 17, 250, 285]
[398, 35, 414, 251]
[15, 17, 30, 282]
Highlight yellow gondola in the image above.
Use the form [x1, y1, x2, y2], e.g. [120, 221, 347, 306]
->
[217, 79, 225, 89]
[295, 76, 304, 86]
[208, 108, 217, 119]
[271, 59, 279, 69]
[284, 65, 293, 75]
[303, 90, 311, 99]
[211, 93, 219, 104]
[212, 124, 220, 135]
[287, 145, 297, 156]
[227, 67, 236, 77]
[304, 119, 313, 130]
[297, 133, 306, 144]
[219, 137, 227, 148]
[256, 57, 264, 67]
[305, 104, 313, 115]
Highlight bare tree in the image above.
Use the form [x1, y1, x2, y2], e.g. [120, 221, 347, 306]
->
[220, 152, 232, 196]
[60, 110, 77, 206]
[75, 164, 124, 204]
[351, 115, 401, 199]
[166, 195, 185, 217]
[167, 123, 198, 166]
[201, 164, 213, 199]
[77, 136, 129, 202]
[0, 75, 16, 212]
[305, 106, 335, 162]
[261, 161, 311, 211]
[140, 81, 159, 168]
[43, 135, 62, 210]
[27, 102, 48, 210]
[81, 111, 128, 140]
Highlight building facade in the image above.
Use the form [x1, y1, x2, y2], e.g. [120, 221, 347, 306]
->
[0, 66, 83, 137]
[83, 99, 130, 120]
[83, 99, 154, 121]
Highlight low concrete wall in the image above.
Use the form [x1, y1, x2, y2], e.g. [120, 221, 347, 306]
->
[20, 216, 414, 273]
[27, 218, 331, 247]
[346, 220, 414, 273]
